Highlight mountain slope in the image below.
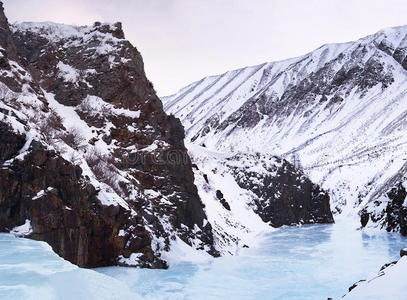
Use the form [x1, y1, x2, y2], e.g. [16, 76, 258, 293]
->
[162, 25, 407, 232]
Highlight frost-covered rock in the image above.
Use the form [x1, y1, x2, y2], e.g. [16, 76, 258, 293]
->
[162, 24, 407, 235]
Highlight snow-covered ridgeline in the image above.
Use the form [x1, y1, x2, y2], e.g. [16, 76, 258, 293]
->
[14, 21, 124, 53]
[162, 24, 407, 228]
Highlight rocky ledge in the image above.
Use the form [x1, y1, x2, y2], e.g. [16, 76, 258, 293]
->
[227, 153, 334, 227]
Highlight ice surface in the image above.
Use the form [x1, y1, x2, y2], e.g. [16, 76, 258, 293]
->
[96, 220, 407, 300]
[2, 222, 406, 299]
[0, 234, 141, 300]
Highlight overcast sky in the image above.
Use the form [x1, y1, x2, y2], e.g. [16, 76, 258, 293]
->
[3, 0, 407, 96]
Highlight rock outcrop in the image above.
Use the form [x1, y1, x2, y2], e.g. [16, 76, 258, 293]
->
[360, 181, 407, 236]
[381, 182, 407, 236]
[188, 146, 333, 255]
[0, 131, 159, 268]
[227, 153, 333, 227]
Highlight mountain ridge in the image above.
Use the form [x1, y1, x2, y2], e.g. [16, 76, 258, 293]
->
[162, 23, 407, 234]
[164, 23, 407, 100]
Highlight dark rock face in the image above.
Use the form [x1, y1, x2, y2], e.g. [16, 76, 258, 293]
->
[0, 2, 216, 267]
[0, 122, 26, 161]
[360, 182, 407, 236]
[225, 153, 333, 227]
[0, 132, 163, 268]
[0, 2, 19, 63]
[360, 208, 370, 228]
[384, 183, 407, 236]
[385, 183, 407, 236]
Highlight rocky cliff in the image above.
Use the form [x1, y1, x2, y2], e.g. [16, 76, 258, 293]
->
[0, 2, 216, 268]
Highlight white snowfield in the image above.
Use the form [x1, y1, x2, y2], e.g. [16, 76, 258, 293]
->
[162, 24, 407, 223]
[344, 256, 407, 300]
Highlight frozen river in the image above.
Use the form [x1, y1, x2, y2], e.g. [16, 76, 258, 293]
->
[97, 221, 407, 299]
[1, 221, 406, 299]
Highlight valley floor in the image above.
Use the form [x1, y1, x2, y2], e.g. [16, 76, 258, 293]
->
[2, 218, 406, 300]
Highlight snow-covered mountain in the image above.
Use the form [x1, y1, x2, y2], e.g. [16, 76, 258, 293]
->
[162, 25, 407, 233]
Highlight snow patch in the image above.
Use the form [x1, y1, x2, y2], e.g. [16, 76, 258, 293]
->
[57, 61, 80, 83]
[10, 220, 32, 237]
[161, 236, 213, 265]
[118, 253, 143, 266]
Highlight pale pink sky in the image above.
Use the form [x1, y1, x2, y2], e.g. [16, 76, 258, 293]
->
[3, 0, 407, 96]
